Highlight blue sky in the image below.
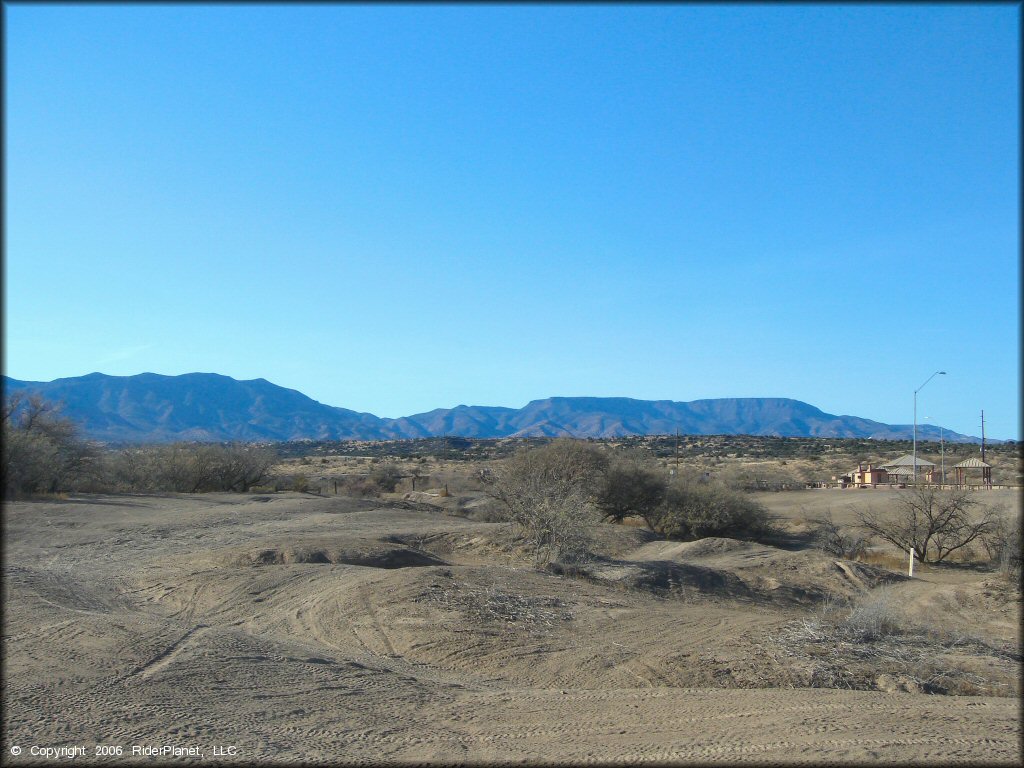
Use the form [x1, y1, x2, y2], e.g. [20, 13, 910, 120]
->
[4, 4, 1020, 439]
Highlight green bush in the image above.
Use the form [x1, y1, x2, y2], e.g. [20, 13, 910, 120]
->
[655, 481, 774, 541]
[595, 449, 666, 530]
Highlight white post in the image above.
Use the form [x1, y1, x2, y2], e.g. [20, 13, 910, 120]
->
[908, 547, 915, 578]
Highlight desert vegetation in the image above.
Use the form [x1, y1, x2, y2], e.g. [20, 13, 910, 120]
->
[771, 586, 1020, 695]
[475, 440, 777, 567]
[3, 400, 1021, 763]
[102, 443, 277, 493]
[3, 394, 276, 497]
[482, 439, 607, 566]
[856, 486, 1002, 563]
[2, 393, 99, 497]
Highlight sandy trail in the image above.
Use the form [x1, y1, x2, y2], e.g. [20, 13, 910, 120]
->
[3, 493, 1020, 764]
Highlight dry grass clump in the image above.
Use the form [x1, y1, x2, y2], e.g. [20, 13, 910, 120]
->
[855, 550, 914, 572]
[768, 587, 1021, 696]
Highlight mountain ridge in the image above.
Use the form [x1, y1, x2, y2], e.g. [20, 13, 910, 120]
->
[2, 372, 993, 444]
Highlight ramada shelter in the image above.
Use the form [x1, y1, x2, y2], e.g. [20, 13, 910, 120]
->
[952, 456, 992, 488]
[838, 454, 940, 487]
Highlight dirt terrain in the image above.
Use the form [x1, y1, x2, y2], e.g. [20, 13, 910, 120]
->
[3, 491, 1021, 764]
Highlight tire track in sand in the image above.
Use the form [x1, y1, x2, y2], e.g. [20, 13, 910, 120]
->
[125, 624, 211, 680]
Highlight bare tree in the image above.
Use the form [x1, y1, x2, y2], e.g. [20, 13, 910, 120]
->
[208, 444, 277, 492]
[2, 394, 96, 497]
[857, 486, 999, 563]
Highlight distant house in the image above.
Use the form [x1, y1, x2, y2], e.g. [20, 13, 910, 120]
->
[838, 462, 889, 487]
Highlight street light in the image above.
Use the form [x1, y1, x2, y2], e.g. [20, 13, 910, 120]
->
[913, 371, 946, 483]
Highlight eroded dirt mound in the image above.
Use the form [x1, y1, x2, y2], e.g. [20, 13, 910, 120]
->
[219, 537, 447, 569]
[271, 563, 792, 690]
[597, 536, 902, 605]
[383, 529, 530, 566]
[885, 577, 1021, 644]
[5, 492, 1021, 765]
[386, 521, 662, 566]
[635, 537, 764, 559]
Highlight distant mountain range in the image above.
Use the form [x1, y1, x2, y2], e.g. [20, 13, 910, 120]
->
[2, 372, 990, 445]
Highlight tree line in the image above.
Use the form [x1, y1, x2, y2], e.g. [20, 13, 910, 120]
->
[3, 394, 275, 498]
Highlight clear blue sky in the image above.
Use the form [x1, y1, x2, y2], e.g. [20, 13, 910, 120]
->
[5, 4, 1020, 439]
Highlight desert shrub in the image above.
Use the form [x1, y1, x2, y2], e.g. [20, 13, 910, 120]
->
[104, 447, 155, 491]
[595, 448, 667, 530]
[812, 511, 872, 560]
[367, 462, 401, 493]
[3, 394, 99, 497]
[104, 443, 277, 493]
[484, 439, 608, 567]
[773, 588, 1019, 696]
[842, 587, 905, 641]
[329, 463, 405, 498]
[430, 468, 487, 494]
[452, 495, 506, 522]
[717, 464, 803, 492]
[339, 477, 370, 496]
[981, 513, 1022, 586]
[655, 480, 774, 541]
[857, 486, 1000, 563]
[205, 444, 278, 492]
[290, 473, 310, 493]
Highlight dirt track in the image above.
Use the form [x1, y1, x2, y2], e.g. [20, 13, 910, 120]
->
[3, 493, 1020, 764]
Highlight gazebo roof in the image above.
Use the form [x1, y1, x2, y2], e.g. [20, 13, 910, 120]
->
[883, 454, 935, 468]
[886, 467, 915, 477]
[953, 457, 991, 469]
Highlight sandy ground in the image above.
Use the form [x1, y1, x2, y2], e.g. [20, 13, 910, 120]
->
[3, 492, 1020, 765]
[750, 487, 1021, 528]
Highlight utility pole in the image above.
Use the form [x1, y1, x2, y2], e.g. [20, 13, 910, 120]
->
[913, 371, 946, 483]
[980, 410, 986, 463]
[674, 428, 680, 472]
[940, 425, 944, 488]
[926, 416, 946, 487]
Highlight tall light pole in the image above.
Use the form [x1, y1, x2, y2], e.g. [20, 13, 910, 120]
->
[913, 371, 946, 483]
